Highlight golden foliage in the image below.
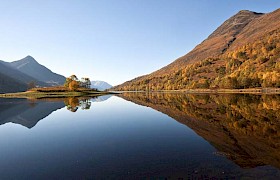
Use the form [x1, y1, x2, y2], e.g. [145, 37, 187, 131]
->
[69, 80, 79, 91]
[114, 29, 280, 91]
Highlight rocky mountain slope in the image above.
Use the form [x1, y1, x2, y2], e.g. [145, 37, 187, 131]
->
[113, 8, 280, 91]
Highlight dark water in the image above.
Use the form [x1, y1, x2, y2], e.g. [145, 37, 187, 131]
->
[0, 93, 279, 179]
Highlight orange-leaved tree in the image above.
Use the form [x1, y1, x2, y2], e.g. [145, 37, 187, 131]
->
[64, 74, 80, 90]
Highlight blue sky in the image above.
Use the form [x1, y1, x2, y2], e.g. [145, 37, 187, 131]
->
[0, 0, 279, 85]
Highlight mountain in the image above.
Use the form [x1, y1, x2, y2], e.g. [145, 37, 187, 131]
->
[0, 59, 48, 93]
[0, 56, 66, 93]
[113, 8, 280, 91]
[91, 81, 112, 91]
[10, 56, 66, 86]
[153, 10, 263, 76]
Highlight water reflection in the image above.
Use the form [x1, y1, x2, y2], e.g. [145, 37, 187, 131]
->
[119, 92, 280, 170]
[64, 97, 91, 112]
[0, 98, 65, 128]
[0, 95, 111, 128]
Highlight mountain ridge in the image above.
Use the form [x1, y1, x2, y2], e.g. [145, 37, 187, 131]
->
[158, 9, 264, 74]
[0, 56, 66, 93]
[10, 56, 66, 86]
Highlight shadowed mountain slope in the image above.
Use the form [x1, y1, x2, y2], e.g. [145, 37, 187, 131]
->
[0, 56, 66, 93]
[0, 60, 48, 93]
[10, 56, 66, 86]
[0, 72, 28, 93]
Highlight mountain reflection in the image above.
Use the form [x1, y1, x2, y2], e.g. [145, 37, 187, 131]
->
[0, 98, 65, 128]
[0, 95, 111, 128]
[118, 92, 280, 170]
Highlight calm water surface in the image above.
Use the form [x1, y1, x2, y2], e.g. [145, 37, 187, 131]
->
[0, 93, 279, 179]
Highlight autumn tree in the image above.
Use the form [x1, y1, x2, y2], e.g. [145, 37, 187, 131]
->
[69, 80, 79, 91]
[64, 75, 80, 90]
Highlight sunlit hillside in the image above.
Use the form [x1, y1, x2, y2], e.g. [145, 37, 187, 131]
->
[113, 9, 280, 91]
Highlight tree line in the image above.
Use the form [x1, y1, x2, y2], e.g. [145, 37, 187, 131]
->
[64, 75, 91, 90]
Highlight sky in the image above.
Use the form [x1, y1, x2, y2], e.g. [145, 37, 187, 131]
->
[0, 0, 279, 85]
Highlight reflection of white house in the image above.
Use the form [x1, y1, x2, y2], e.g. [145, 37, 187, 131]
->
[80, 78, 91, 88]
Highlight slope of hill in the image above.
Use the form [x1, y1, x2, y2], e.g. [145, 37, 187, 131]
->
[0, 60, 49, 93]
[113, 8, 280, 91]
[0, 60, 47, 86]
[91, 81, 112, 91]
[0, 56, 65, 93]
[0, 72, 27, 93]
[10, 56, 66, 86]
[153, 10, 263, 76]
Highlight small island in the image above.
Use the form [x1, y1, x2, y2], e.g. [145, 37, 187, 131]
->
[0, 75, 115, 99]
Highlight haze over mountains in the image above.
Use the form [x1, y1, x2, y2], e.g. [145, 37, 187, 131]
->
[0, 56, 66, 93]
[113, 8, 280, 90]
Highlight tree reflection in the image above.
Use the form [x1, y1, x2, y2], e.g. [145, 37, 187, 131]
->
[119, 92, 280, 169]
[64, 97, 91, 112]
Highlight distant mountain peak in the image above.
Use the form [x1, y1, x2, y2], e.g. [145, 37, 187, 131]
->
[91, 80, 112, 91]
[19, 55, 38, 64]
[207, 9, 263, 39]
[26, 55, 33, 58]
[238, 10, 256, 14]
[237, 10, 264, 15]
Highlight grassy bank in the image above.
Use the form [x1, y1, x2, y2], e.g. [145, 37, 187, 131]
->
[0, 87, 116, 99]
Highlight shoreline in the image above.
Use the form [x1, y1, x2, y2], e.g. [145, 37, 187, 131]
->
[0, 90, 118, 99]
[115, 88, 280, 94]
[1, 88, 279, 99]
[184, 88, 280, 94]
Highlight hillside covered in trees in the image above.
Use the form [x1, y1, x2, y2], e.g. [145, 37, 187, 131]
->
[113, 9, 280, 91]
